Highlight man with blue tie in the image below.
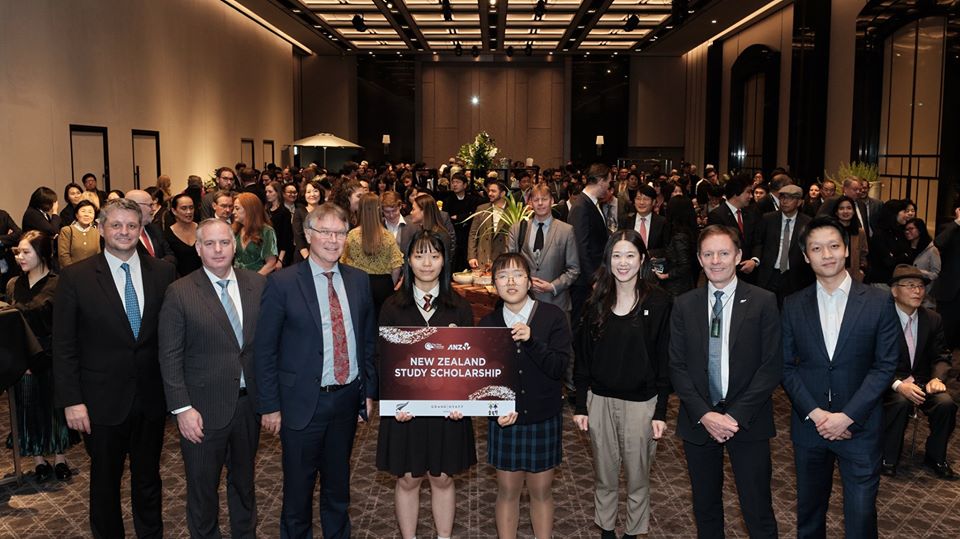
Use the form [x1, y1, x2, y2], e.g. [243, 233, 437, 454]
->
[781, 216, 900, 538]
[53, 198, 177, 538]
[255, 203, 377, 538]
[159, 219, 267, 538]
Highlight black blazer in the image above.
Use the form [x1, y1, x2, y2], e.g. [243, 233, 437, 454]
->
[0, 209, 22, 277]
[707, 203, 761, 262]
[669, 282, 782, 444]
[619, 213, 668, 251]
[551, 201, 570, 222]
[21, 207, 61, 237]
[568, 194, 608, 286]
[891, 307, 952, 386]
[479, 301, 572, 424]
[137, 222, 176, 266]
[53, 252, 177, 425]
[756, 194, 778, 215]
[756, 211, 814, 294]
[932, 221, 960, 302]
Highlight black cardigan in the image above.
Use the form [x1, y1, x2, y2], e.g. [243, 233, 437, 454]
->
[478, 300, 572, 424]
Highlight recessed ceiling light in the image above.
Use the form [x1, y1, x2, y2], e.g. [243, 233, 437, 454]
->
[606, 69, 611, 73]
[688, 9, 695, 14]
[582, 86, 587, 90]
[585, 51, 590, 55]
[587, 9, 595, 13]
[665, 25, 673, 29]
[386, 2, 392, 7]
[612, 51, 618, 55]
[711, 20, 717, 24]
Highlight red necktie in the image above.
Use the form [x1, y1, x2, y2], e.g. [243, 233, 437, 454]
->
[140, 230, 156, 257]
[639, 216, 648, 247]
[323, 272, 350, 384]
[736, 209, 744, 235]
[422, 294, 433, 312]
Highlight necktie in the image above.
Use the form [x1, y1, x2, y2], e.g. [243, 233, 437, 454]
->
[639, 216, 648, 247]
[422, 293, 433, 312]
[736, 209, 744, 235]
[140, 230, 156, 257]
[708, 290, 724, 406]
[905, 316, 916, 367]
[323, 272, 350, 384]
[121, 262, 141, 339]
[778, 218, 792, 273]
[534, 222, 545, 252]
[217, 280, 243, 347]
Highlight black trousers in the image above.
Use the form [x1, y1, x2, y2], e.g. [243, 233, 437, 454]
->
[682, 437, 777, 539]
[180, 392, 261, 539]
[84, 406, 166, 539]
[882, 389, 957, 466]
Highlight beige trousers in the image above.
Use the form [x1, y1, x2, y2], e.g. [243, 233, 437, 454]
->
[586, 391, 658, 535]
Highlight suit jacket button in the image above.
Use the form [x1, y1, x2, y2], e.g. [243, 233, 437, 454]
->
[518, 369, 523, 375]
[521, 389, 525, 394]
[828, 366, 833, 371]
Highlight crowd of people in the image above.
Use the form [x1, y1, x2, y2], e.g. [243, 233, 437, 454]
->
[0, 156, 958, 539]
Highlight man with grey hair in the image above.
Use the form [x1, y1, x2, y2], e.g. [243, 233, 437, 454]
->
[54, 198, 177, 538]
[255, 203, 378, 538]
[126, 189, 175, 264]
[160, 218, 267, 537]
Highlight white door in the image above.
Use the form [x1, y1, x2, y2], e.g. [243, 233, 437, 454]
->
[71, 129, 107, 189]
[133, 131, 160, 189]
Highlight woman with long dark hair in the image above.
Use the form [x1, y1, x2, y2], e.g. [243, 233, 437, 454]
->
[265, 181, 293, 268]
[340, 193, 403, 319]
[164, 193, 202, 276]
[654, 196, 698, 296]
[398, 193, 456, 260]
[830, 195, 869, 282]
[376, 230, 476, 539]
[905, 217, 940, 307]
[866, 199, 912, 287]
[573, 229, 672, 539]
[22, 187, 61, 238]
[480, 253, 572, 539]
[8, 231, 77, 481]
[292, 180, 324, 262]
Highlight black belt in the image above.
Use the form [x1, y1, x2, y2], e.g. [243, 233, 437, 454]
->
[319, 383, 349, 393]
[239, 387, 248, 397]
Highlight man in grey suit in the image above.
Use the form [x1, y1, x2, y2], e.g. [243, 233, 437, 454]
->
[468, 180, 510, 269]
[159, 218, 267, 538]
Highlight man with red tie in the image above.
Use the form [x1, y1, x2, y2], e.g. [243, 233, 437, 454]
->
[126, 190, 176, 265]
[708, 173, 761, 283]
[255, 203, 378, 538]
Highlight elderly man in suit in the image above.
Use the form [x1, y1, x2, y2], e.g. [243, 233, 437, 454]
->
[255, 203, 377, 539]
[756, 184, 814, 305]
[468, 180, 510, 270]
[670, 225, 781, 538]
[880, 264, 957, 479]
[126, 189, 176, 265]
[507, 182, 580, 393]
[708, 173, 761, 283]
[781, 216, 900, 538]
[159, 218, 267, 538]
[53, 198, 177, 538]
[568, 163, 611, 329]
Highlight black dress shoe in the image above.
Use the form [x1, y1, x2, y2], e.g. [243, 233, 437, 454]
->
[34, 462, 52, 482]
[54, 463, 72, 481]
[880, 462, 897, 477]
[924, 457, 959, 480]
[600, 529, 616, 539]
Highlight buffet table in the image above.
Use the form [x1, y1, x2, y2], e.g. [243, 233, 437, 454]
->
[452, 282, 499, 324]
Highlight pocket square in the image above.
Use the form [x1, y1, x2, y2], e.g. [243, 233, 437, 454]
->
[739, 299, 748, 303]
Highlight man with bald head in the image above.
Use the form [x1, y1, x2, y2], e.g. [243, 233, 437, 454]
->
[126, 189, 176, 265]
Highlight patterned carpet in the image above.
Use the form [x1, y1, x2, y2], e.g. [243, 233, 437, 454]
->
[2, 385, 960, 538]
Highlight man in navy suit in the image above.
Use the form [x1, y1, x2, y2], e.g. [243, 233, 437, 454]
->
[255, 203, 377, 539]
[781, 216, 900, 538]
[568, 163, 610, 329]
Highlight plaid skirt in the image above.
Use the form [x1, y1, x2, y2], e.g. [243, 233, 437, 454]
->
[487, 413, 562, 472]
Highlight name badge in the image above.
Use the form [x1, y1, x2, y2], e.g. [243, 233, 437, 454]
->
[710, 316, 721, 338]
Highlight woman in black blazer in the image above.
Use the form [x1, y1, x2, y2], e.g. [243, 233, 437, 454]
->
[479, 252, 572, 539]
[22, 187, 62, 238]
[376, 229, 476, 539]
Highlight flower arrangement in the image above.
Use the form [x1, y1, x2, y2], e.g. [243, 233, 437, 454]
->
[824, 161, 879, 184]
[457, 131, 499, 171]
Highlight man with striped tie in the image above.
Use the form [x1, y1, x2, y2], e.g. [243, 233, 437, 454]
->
[53, 198, 177, 538]
[159, 218, 267, 537]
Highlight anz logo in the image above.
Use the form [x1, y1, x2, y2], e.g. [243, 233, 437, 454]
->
[447, 342, 471, 351]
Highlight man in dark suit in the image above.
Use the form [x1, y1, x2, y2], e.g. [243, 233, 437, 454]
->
[781, 216, 900, 538]
[239, 167, 267, 205]
[756, 184, 814, 305]
[857, 178, 882, 238]
[159, 218, 268, 538]
[255, 203, 377, 539]
[932, 199, 960, 348]
[439, 173, 480, 271]
[82, 172, 108, 207]
[756, 173, 793, 215]
[670, 225, 781, 538]
[202, 167, 238, 219]
[53, 198, 177, 538]
[127, 189, 176, 265]
[708, 173, 761, 283]
[880, 264, 957, 479]
[568, 163, 611, 328]
[619, 184, 667, 251]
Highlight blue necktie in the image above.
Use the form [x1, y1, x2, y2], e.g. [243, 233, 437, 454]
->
[217, 280, 243, 347]
[708, 290, 724, 405]
[121, 262, 141, 339]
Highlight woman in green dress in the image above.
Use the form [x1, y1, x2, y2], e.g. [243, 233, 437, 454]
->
[232, 192, 278, 275]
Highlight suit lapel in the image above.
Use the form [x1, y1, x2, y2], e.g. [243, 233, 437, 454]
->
[728, 285, 750, 352]
[802, 286, 830, 361]
[693, 287, 710, 367]
[913, 308, 929, 371]
[832, 282, 867, 360]
[194, 270, 241, 350]
[138, 255, 159, 344]
[95, 254, 134, 342]
[340, 266, 363, 338]
[238, 271, 259, 347]
[297, 262, 324, 334]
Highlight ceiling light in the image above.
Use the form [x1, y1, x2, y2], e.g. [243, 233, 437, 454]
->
[533, 0, 546, 21]
[386, 2, 392, 7]
[711, 20, 717, 24]
[606, 69, 611, 73]
[292, 9, 300, 13]
[624, 13, 640, 32]
[352, 14, 367, 32]
[455, 42, 463, 56]
[549, 51, 554, 55]
[471, 95, 479, 105]
[688, 9, 695, 14]
[666, 25, 673, 29]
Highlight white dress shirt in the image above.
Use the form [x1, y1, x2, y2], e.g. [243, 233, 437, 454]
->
[503, 297, 535, 328]
[413, 283, 440, 324]
[774, 212, 798, 271]
[633, 213, 652, 246]
[816, 272, 852, 360]
[103, 249, 144, 318]
[707, 277, 738, 397]
[385, 215, 406, 239]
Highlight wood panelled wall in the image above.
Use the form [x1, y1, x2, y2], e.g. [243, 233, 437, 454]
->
[420, 64, 565, 168]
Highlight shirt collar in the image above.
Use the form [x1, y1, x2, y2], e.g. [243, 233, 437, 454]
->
[203, 266, 237, 287]
[707, 276, 738, 298]
[413, 283, 440, 303]
[503, 297, 535, 324]
[533, 215, 553, 227]
[724, 200, 741, 215]
[308, 257, 340, 278]
[104, 249, 140, 272]
[816, 271, 853, 298]
[895, 304, 918, 326]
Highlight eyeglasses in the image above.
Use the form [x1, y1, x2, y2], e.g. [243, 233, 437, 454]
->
[894, 283, 925, 292]
[495, 271, 527, 283]
[308, 226, 348, 240]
